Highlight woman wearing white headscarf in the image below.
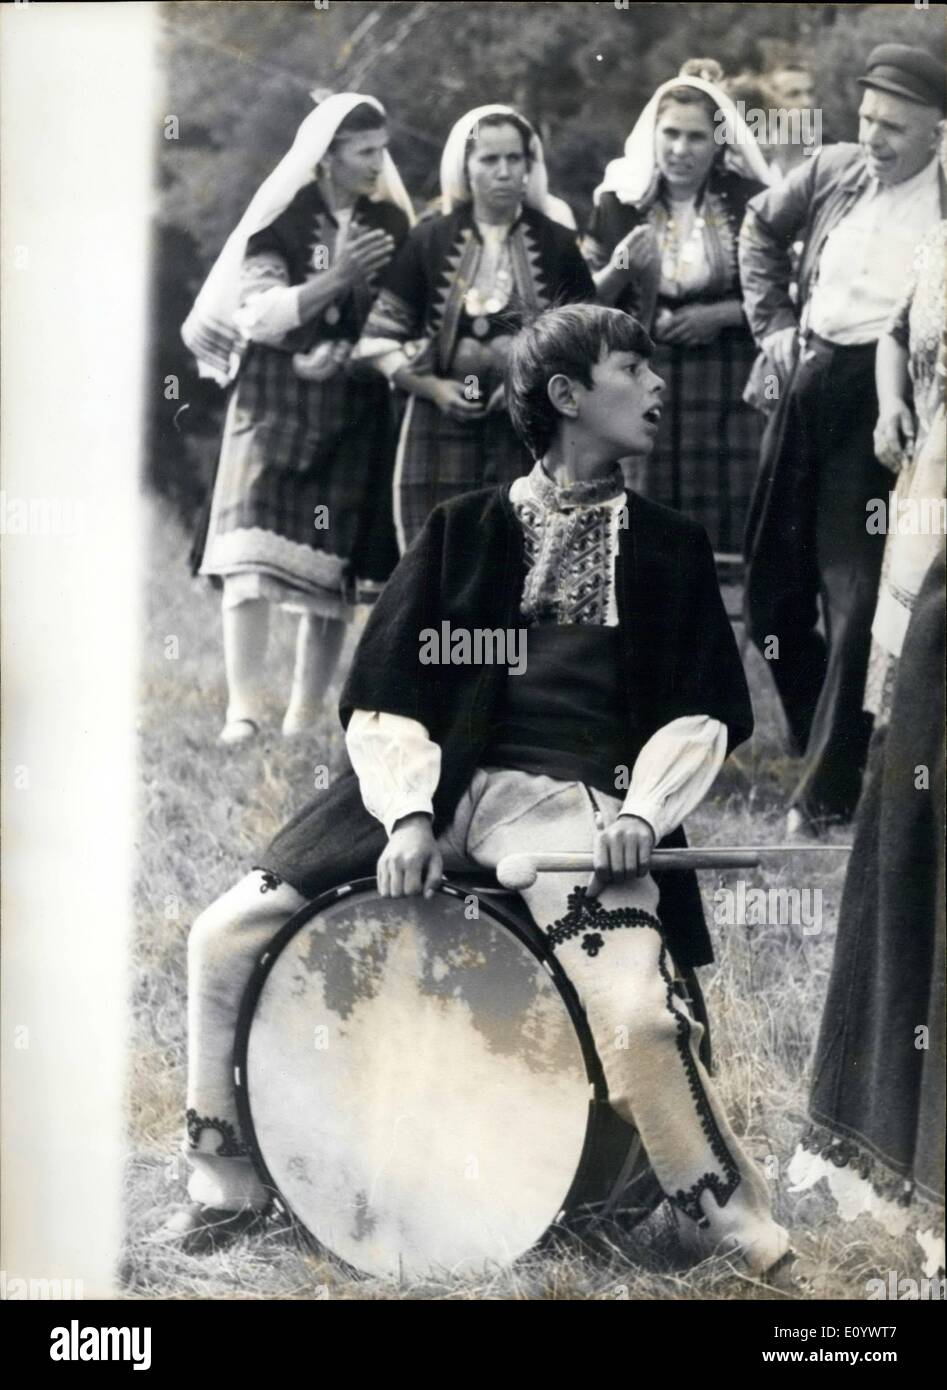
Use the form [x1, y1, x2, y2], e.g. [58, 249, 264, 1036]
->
[582, 62, 773, 553]
[183, 94, 414, 744]
[355, 104, 594, 551]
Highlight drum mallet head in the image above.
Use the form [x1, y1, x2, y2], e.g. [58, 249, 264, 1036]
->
[497, 855, 541, 890]
[497, 853, 598, 889]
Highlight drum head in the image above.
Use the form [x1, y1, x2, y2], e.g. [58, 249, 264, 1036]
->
[236, 880, 655, 1279]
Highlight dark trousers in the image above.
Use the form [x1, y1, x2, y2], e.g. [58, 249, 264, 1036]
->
[744, 336, 890, 821]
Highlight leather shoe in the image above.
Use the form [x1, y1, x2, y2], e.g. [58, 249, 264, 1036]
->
[152, 1202, 271, 1256]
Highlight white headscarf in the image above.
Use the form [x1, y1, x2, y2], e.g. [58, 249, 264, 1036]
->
[438, 104, 576, 230]
[182, 93, 415, 385]
[593, 75, 773, 206]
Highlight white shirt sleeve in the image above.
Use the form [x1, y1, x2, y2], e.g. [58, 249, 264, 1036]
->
[345, 709, 442, 837]
[233, 284, 304, 345]
[620, 715, 728, 842]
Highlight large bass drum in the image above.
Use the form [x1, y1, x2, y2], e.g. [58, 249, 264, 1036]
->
[235, 877, 710, 1279]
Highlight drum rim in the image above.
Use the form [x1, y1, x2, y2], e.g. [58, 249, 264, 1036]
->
[234, 875, 637, 1276]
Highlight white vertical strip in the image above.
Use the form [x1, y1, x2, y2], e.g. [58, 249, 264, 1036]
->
[1, 1, 153, 1297]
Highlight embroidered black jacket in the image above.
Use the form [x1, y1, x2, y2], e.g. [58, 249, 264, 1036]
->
[336, 484, 753, 967]
[361, 201, 595, 373]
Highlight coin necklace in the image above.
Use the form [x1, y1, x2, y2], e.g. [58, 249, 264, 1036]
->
[661, 197, 706, 290]
[465, 227, 514, 338]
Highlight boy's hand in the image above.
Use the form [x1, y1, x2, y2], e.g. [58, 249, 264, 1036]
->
[377, 812, 444, 899]
[586, 814, 655, 900]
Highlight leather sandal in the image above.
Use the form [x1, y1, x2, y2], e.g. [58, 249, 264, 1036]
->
[152, 1201, 271, 1256]
[758, 1247, 816, 1296]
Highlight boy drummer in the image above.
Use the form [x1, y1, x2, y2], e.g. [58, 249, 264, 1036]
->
[164, 303, 790, 1280]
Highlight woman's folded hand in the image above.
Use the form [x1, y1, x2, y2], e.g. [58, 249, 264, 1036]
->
[656, 302, 726, 347]
[425, 377, 487, 421]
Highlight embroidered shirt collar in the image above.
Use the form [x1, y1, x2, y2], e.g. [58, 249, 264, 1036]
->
[529, 459, 626, 511]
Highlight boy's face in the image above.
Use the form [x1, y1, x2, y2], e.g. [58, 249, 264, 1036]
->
[574, 348, 665, 457]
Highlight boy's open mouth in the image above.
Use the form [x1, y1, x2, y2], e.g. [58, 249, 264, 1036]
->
[643, 405, 662, 424]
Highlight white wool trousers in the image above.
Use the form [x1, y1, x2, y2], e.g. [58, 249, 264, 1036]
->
[185, 767, 788, 1273]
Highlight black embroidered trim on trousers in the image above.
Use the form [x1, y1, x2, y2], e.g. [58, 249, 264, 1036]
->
[546, 886, 661, 954]
[654, 941, 742, 1223]
[254, 869, 283, 894]
[546, 886, 742, 1224]
[186, 1108, 250, 1158]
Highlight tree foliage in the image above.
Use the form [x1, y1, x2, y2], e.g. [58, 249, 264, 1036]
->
[150, 1, 946, 512]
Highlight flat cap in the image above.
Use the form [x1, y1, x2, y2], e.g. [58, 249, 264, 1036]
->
[857, 44, 946, 112]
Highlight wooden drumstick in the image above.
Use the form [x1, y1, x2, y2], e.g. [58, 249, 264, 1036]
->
[495, 846, 850, 891]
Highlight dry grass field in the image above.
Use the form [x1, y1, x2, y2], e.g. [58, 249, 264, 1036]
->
[123, 498, 919, 1301]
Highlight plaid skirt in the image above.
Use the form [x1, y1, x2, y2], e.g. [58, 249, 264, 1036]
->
[200, 345, 399, 606]
[639, 325, 762, 554]
[393, 394, 533, 553]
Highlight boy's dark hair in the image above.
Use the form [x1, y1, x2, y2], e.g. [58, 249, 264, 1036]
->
[505, 303, 653, 459]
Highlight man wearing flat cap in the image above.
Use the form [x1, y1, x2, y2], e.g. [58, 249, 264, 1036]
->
[739, 43, 945, 832]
